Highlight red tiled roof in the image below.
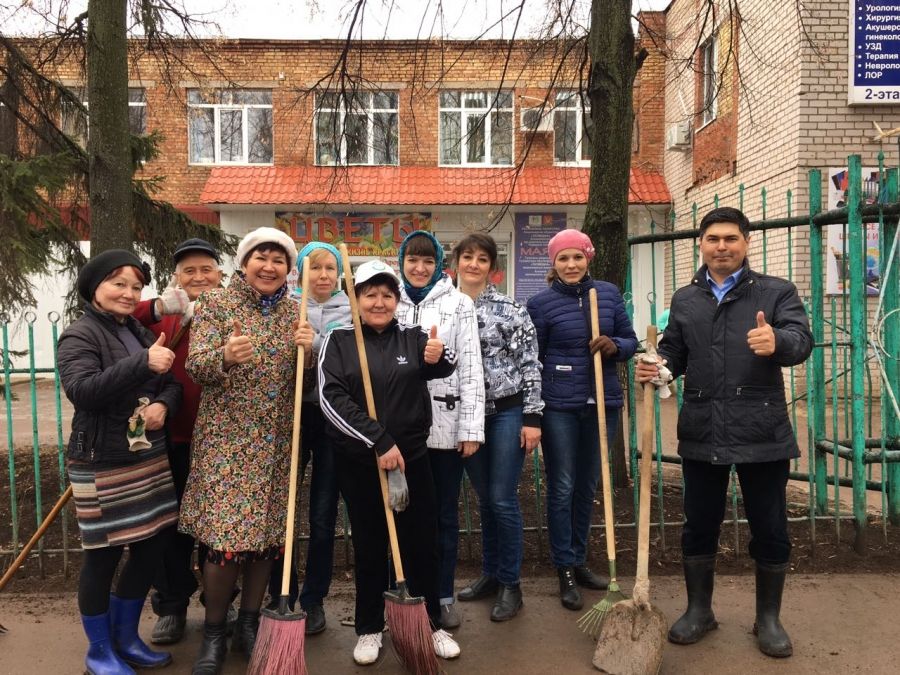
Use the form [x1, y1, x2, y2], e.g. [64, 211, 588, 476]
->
[200, 166, 670, 207]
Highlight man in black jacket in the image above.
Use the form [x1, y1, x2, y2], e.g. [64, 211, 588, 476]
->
[637, 207, 812, 658]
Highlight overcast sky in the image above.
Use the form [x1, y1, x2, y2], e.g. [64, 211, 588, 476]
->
[2, 0, 671, 40]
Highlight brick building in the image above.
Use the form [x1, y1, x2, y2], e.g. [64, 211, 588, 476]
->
[650, 0, 900, 307]
[7, 36, 670, 304]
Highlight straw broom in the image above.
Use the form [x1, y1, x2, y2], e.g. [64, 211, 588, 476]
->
[339, 244, 440, 675]
[577, 287, 628, 638]
[247, 260, 310, 675]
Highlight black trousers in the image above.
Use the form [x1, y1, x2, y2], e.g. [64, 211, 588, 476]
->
[151, 441, 199, 616]
[681, 458, 791, 565]
[79, 529, 173, 616]
[336, 451, 439, 635]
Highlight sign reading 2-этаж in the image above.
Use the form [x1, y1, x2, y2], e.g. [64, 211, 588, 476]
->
[849, 2, 900, 104]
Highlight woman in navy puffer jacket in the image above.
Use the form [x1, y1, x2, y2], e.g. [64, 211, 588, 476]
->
[526, 229, 637, 611]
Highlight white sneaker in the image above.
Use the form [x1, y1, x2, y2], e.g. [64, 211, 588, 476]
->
[432, 628, 461, 659]
[353, 632, 383, 665]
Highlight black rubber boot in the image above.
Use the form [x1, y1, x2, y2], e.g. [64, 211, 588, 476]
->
[490, 584, 523, 622]
[753, 562, 793, 658]
[557, 567, 582, 611]
[457, 575, 499, 602]
[191, 622, 227, 675]
[667, 554, 719, 645]
[230, 609, 260, 658]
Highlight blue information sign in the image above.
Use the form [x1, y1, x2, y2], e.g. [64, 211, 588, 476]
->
[849, 2, 900, 104]
[513, 212, 567, 303]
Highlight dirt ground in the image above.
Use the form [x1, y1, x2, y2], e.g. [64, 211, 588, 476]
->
[3, 381, 900, 672]
[2, 574, 899, 674]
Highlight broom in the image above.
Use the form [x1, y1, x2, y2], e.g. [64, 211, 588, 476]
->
[577, 287, 628, 637]
[247, 260, 310, 675]
[592, 325, 667, 674]
[338, 244, 440, 675]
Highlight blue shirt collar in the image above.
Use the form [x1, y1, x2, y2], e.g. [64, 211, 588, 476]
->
[706, 267, 743, 303]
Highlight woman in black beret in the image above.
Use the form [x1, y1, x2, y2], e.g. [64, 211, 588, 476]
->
[58, 249, 182, 675]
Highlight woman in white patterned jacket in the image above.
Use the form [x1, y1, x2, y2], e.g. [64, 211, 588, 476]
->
[396, 229, 485, 630]
[452, 232, 543, 623]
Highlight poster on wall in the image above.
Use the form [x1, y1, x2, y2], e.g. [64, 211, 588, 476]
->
[275, 212, 431, 285]
[514, 213, 567, 302]
[848, 2, 900, 105]
[825, 167, 881, 295]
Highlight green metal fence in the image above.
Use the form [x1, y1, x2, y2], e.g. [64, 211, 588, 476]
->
[625, 154, 900, 555]
[1, 153, 897, 579]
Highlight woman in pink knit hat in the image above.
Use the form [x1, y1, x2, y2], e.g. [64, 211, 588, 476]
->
[525, 229, 638, 611]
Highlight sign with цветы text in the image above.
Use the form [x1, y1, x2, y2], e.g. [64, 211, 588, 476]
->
[275, 212, 431, 257]
[849, 2, 900, 104]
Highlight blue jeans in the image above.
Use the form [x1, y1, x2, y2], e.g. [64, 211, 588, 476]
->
[541, 405, 619, 568]
[299, 403, 340, 609]
[464, 406, 525, 586]
[430, 448, 465, 602]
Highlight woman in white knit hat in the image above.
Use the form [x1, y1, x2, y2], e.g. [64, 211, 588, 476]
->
[180, 227, 314, 675]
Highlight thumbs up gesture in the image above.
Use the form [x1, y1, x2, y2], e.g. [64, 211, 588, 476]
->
[424, 325, 444, 364]
[747, 310, 776, 356]
[157, 274, 190, 316]
[147, 332, 175, 373]
[224, 319, 254, 368]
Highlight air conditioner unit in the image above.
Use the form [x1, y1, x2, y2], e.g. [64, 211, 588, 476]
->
[665, 120, 692, 150]
[520, 107, 553, 133]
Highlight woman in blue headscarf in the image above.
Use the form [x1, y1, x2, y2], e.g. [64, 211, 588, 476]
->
[396, 230, 485, 629]
[267, 241, 351, 635]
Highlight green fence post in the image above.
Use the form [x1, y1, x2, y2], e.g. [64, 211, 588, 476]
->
[881, 168, 900, 524]
[49, 312, 70, 577]
[2, 316, 19, 554]
[808, 170, 828, 515]
[847, 155, 868, 552]
[26, 312, 44, 575]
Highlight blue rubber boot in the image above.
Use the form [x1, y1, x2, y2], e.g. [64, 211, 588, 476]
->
[109, 595, 172, 669]
[81, 612, 135, 675]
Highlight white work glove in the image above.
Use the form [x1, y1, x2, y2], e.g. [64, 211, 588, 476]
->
[387, 468, 409, 512]
[180, 301, 196, 327]
[126, 397, 152, 451]
[639, 353, 674, 399]
[158, 275, 190, 316]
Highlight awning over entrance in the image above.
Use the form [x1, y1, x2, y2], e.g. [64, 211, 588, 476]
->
[200, 165, 671, 207]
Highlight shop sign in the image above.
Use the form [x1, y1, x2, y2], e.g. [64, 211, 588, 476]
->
[275, 212, 431, 256]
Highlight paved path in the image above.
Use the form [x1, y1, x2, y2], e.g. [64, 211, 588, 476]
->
[1, 574, 898, 674]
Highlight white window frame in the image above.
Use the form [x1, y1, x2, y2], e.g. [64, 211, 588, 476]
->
[438, 90, 514, 167]
[700, 36, 718, 128]
[187, 89, 273, 166]
[128, 88, 147, 135]
[314, 90, 399, 166]
[552, 91, 592, 166]
[60, 86, 147, 148]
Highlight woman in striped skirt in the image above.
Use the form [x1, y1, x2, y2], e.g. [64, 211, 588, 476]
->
[58, 250, 182, 675]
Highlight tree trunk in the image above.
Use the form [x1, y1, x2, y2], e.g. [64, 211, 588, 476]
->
[87, 0, 132, 254]
[585, 0, 638, 487]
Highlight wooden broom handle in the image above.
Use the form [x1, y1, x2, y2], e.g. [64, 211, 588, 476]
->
[339, 245, 406, 584]
[636, 325, 659, 588]
[280, 261, 309, 598]
[0, 485, 72, 592]
[589, 288, 617, 568]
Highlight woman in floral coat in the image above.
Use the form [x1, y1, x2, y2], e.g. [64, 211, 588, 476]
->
[180, 227, 313, 675]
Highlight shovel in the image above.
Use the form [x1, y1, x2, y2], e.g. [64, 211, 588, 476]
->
[592, 325, 668, 675]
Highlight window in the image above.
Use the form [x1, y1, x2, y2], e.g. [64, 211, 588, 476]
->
[128, 88, 147, 135]
[315, 90, 398, 165]
[553, 91, 592, 164]
[188, 89, 273, 165]
[60, 87, 147, 148]
[439, 90, 513, 166]
[700, 36, 717, 127]
[0, 84, 14, 155]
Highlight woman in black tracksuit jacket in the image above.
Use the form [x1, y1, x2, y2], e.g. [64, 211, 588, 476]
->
[317, 261, 460, 665]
